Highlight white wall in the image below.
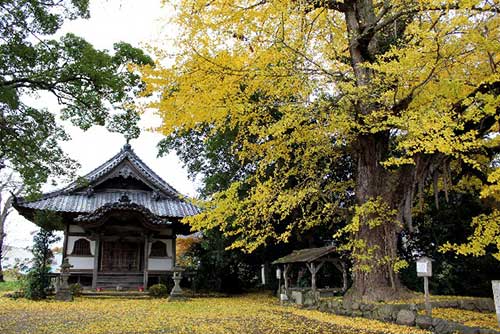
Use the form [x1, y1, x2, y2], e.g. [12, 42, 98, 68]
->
[66, 256, 94, 270]
[148, 258, 173, 271]
[147, 239, 173, 271]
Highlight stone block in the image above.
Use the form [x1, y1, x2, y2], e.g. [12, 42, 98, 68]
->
[55, 289, 73, 302]
[360, 303, 375, 312]
[432, 318, 456, 334]
[415, 315, 433, 329]
[396, 309, 416, 326]
[374, 305, 393, 321]
[459, 326, 480, 334]
[303, 292, 316, 307]
[291, 291, 304, 305]
[351, 310, 363, 317]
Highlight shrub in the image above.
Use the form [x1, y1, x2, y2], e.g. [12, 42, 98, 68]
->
[149, 284, 169, 298]
[69, 283, 83, 297]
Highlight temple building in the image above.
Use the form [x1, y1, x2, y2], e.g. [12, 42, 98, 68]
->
[14, 144, 199, 290]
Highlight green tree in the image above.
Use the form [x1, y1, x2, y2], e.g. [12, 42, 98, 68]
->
[0, 0, 153, 193]
[23, 211, 62, 300]
[141, 0, 500, 301]
[401, 188, 499, 297]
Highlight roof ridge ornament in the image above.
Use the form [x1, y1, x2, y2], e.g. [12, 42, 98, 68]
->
[86, 186, 94, 197]
[152, 190, 163, 201]
[123, 138, 132, 151]
[119, 193, 131, 203]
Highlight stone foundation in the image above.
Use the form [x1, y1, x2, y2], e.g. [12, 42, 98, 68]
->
[313, 297, 498, 334]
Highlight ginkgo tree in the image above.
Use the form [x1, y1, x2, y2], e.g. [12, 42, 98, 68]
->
[140, 0, 500, 301]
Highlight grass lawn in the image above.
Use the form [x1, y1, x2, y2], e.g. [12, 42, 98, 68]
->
[0, 281, 21, 292]
[0, 293, 430, 334]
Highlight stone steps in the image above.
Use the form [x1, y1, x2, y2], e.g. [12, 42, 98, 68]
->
[82, 291, 151, 299]
[95, 274, 144, 290]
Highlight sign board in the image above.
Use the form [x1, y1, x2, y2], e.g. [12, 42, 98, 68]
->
[416, 256, 433, 277]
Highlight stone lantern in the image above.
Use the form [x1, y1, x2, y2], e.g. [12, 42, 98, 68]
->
[168, 266, 186, 301]
[55, 258, 74, 301]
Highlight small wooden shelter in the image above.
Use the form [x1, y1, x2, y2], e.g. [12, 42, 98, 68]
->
[273, 246, 347, 292]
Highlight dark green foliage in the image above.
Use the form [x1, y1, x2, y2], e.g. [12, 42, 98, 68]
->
[162, 122, 350, 293]
[148, 283, 169, 298]
[23, 211, 61, 300]
[184, 229, 258, 294]
[69, 283, 82, 297]
[0, 0, 153, 194]
[158, 126, 244, 198]
[400, 192, 500, 297]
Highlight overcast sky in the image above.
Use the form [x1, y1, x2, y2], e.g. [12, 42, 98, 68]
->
[5, 0, 198, 249]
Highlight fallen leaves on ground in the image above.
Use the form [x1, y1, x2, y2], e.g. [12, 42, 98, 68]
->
[0, 293, 431, 334]
[421, 308, 499, 330]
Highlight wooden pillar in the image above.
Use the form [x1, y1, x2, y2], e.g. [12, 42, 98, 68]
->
[333, 259, 349, 293]
[424, 276, 432, 316]
[143, 234, 149, 287]
[92, 236, 100, 289]
[62, 223, 69, 260]
[172, 235, 177, 268]
[283, 264, 290, 292]
[310, 263, 317, 291]
[307, 261, 324, 292]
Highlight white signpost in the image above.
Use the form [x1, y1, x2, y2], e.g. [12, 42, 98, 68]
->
[492, 281, 500, 327]
[417, 256, 433, 317]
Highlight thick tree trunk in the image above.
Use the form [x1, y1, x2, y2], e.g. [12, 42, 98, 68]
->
[345, 134, 411, 302]
[341, 1, 414, 302]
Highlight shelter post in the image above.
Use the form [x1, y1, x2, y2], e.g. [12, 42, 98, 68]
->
[283, 264, 290, 292]
[307, 261, 324, 292]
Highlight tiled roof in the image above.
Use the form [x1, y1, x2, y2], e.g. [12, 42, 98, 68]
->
[75, 201, 172, 225]
[15, 144, 200, 218]
[17, 191, 199, 218]
[63, 143, 180, 197]
[272, 246, 337, 264]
